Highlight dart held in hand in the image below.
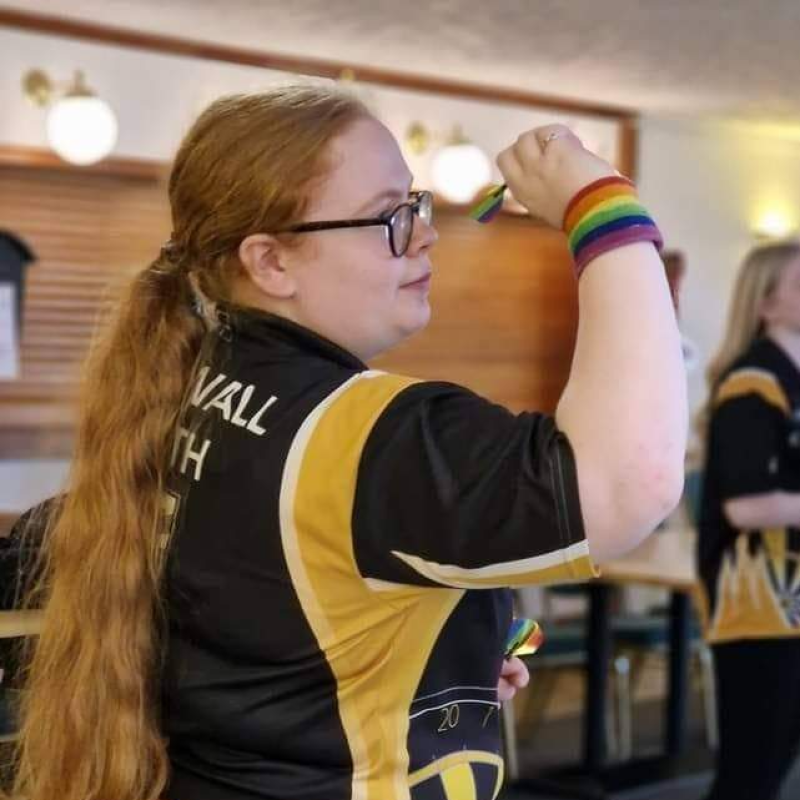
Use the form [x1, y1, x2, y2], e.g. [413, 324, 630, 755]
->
[504, 617, 544, 659]
[468, 183, 508, 224]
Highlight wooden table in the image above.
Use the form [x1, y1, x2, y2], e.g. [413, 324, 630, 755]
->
[595, 526, 699, 759]
[577, 526, 703, 791]
[0, 610, 42, 639]
[1, 507, 41, 641]
[512, 526, 706, 800]
[600, 526, 697, 593]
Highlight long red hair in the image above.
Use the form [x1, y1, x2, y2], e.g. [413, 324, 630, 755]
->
[9, 85, 367, 800]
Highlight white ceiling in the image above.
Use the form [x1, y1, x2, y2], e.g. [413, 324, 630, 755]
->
[4, 0, 800, 123]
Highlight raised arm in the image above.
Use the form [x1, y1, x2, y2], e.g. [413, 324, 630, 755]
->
[498, 126, 687, 561]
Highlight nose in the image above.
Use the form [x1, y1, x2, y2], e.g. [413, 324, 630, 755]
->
[407, 216, 438, 256]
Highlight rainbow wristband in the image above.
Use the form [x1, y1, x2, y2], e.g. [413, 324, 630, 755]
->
[563, 176, 663, 278]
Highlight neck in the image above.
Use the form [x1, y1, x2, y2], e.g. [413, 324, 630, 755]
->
[229, 278, 375, 362]
[767, 326, 800, 369]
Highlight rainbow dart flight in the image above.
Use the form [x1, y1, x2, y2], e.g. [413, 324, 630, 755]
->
[468, 183, 508, 223]
[504, 617, 544, 659]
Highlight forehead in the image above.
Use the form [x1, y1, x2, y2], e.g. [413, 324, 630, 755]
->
[307, 117, 412, 217]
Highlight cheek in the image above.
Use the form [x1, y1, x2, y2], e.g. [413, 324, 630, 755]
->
[333, 261, 401, 324]
[363, 261, 406, 303]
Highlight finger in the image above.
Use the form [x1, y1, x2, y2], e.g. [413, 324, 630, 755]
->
[498, 143, 547, 206]
[512, 129, 545, 169]
[499, 656, 519, 677]
[497, 679, 516, 703]
[496, 145, 524, 186]
[504, 657, 530, 687]
[511, 665, 530, 688]
[534, 123, 573, 153]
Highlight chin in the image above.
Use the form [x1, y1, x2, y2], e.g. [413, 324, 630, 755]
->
[369, 313, 430, 360]
[403, 305, 432, 338]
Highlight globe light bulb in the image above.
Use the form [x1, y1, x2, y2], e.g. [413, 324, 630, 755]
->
[431, 135, 492, 204]
[45, 73, 118, 166]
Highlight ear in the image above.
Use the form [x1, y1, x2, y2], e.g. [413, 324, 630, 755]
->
[238, 233, 296, 299]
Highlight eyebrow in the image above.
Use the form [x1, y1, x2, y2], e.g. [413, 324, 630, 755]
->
[353, 182, 414, 217]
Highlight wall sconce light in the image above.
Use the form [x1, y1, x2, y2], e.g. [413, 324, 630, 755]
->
[22, 69, 118, 166]
[431, 126, 492, 204]
[752, 208, 798, 240]
[403, 122, 430, 156]
[406, 124, 491, 204]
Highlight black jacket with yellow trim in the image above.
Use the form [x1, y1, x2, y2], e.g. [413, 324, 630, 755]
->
[699, 337, 800, 644]
[147, 307, 592, 800]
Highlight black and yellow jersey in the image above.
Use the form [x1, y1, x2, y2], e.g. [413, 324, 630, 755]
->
[698, 337, 800, 644]
[161, 306, 596, 800]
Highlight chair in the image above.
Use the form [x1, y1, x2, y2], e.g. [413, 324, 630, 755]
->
[0, 616, 40, 745]
[0, 507, 47, 745]
[502, 588, 632, 780]
[505, 469, 719, 773]
[611, 468, 718, 755]
[0, 684, 19, 744]
[611, 607, 717, 755]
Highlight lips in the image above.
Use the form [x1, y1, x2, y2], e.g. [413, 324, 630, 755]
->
[403, 273, 431, 288]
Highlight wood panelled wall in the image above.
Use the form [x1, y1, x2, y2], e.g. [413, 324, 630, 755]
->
[376, 215, 577, 410]
[0, 161, 171, 456]
[0, 158, 577, 458]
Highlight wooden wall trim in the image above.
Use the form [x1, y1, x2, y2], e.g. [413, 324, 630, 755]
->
[0, 144, 166, 181]
[618, 117, 638, 180]
[0, 8, 637, 124]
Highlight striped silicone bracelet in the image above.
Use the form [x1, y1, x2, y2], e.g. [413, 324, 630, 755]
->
[563, 176, 663, 278]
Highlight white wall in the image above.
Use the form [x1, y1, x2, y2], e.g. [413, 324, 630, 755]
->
[0, 27, 620, 180]
[638, 117, 800, 421]
[0, 460, 69, 513]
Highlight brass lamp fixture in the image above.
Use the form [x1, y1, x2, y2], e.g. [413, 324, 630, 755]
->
[420, 124, 492, 203]
[22, 69, 118, 166]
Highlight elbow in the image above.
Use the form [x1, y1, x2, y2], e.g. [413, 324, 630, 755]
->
[585, 454, 685, 563]
[622, 458, 684, 538]
[613, 446, 686, 530]
[643, 456, 685, 522]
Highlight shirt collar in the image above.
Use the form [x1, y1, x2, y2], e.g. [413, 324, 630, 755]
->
[223, 304, 368, 371]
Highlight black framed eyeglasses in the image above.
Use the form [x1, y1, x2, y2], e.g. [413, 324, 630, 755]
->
[271, 190, 433, 257]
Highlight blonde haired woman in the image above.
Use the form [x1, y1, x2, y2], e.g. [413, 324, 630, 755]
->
[698, 241, 800, 800]
[7, 85, 685, 800]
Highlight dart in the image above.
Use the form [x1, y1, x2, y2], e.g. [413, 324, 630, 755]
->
[468, 183, 508, 223]
[504, 617, 544, 659]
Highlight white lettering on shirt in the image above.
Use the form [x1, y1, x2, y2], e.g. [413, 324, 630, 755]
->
[189, 367, 278, 438]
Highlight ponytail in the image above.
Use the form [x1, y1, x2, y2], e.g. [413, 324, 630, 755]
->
[9, 83, 369, 800]
[12, 253, 205, 800]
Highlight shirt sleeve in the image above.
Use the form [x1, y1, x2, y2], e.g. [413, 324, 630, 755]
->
[351, 380, 596, 589]
[709, 369, 789, 500]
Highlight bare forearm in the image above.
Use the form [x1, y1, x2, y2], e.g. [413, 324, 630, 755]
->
[492, 128, 687, 560]
[724, 492, 800, 530]
[556, 242, 688, 560]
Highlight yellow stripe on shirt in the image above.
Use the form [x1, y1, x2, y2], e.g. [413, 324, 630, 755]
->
[715, 368, 790, 414]
[390, 541, 598, 589]
[280, 371, 465, 800]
